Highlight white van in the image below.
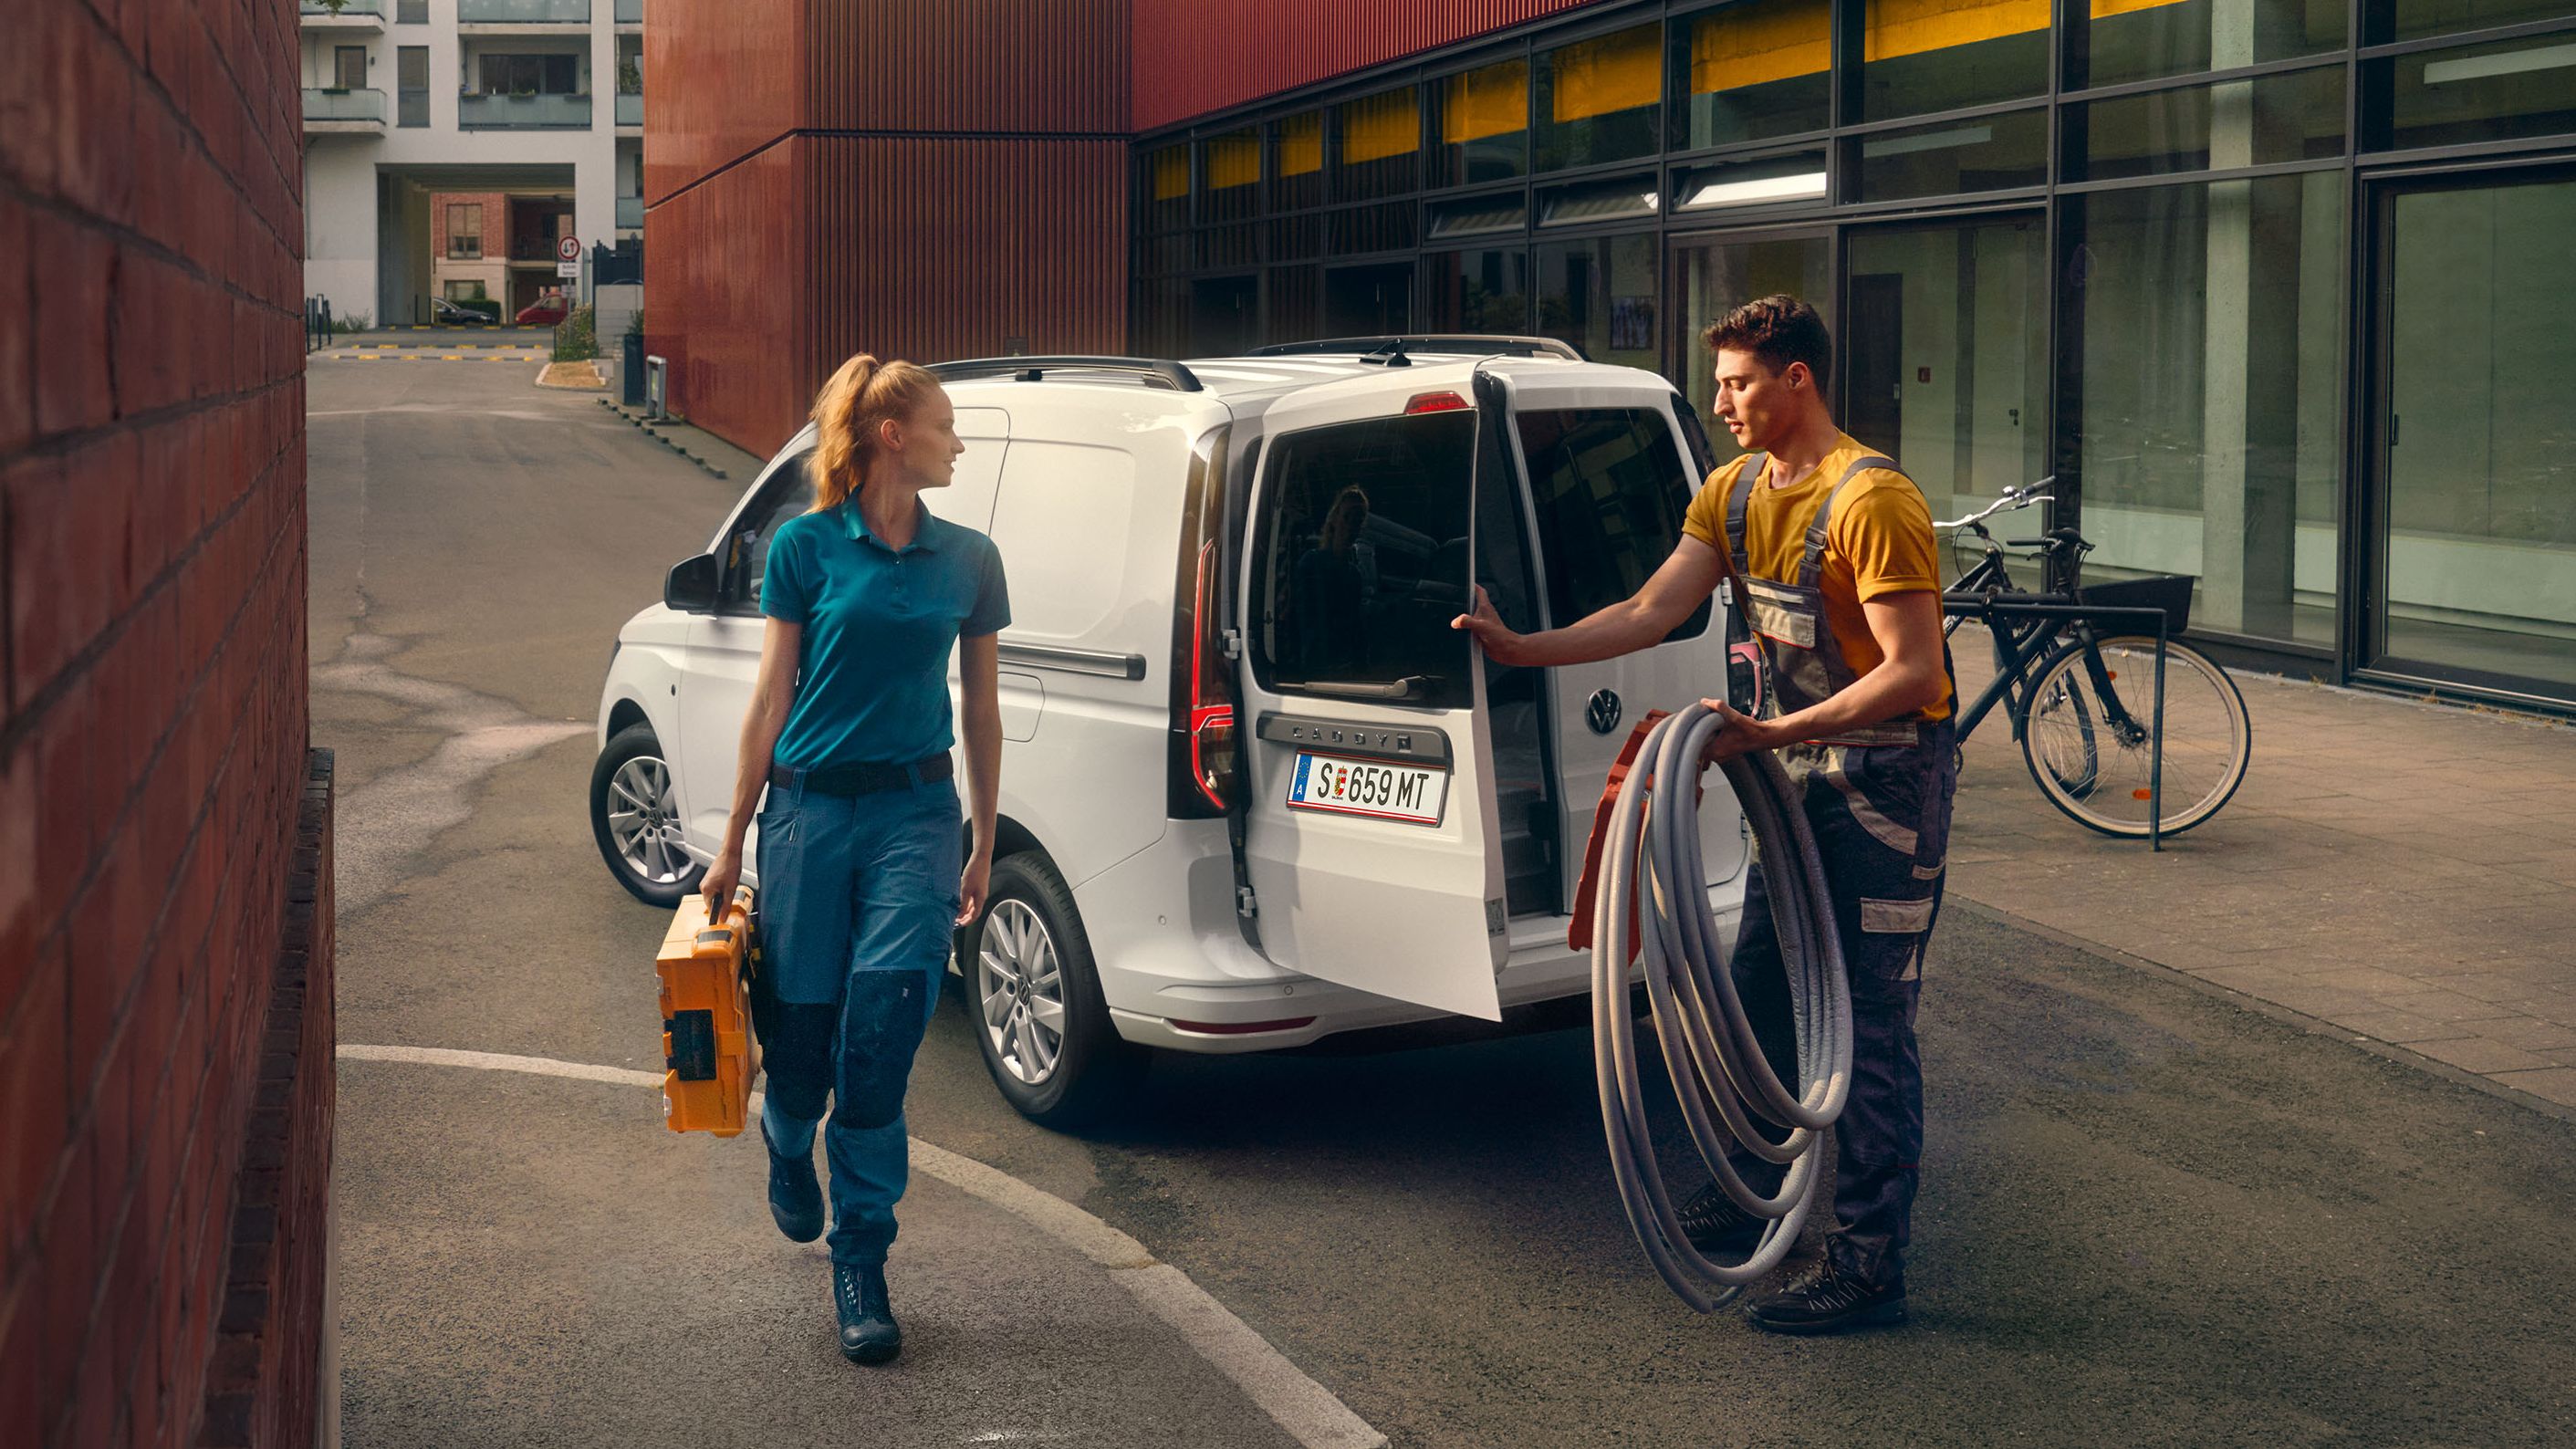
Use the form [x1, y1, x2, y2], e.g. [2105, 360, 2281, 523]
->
[591, 339, 1749, 1123]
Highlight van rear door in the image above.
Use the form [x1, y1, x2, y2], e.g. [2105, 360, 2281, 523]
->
[1491, 368, 1750, 907]
[1233, 377, 1513, 1020]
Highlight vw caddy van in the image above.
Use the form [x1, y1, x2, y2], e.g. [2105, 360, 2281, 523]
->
[592, 339, 1750, 1123]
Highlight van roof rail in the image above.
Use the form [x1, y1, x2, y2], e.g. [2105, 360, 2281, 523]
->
[928, 356, 1205, 392]
[1245, 335, 1586, 361]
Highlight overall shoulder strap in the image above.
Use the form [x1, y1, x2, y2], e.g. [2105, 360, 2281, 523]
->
[1725, 453, 1766, 579]
[1799, 454, 1901, 589]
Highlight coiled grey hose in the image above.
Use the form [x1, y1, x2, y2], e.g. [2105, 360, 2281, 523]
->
[1590, 702, 1851, 1311]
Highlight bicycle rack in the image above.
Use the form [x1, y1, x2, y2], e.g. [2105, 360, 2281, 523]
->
[1941, 595, 2175, 851]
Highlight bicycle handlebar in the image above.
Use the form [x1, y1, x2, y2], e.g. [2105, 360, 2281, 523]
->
[1934, 475, 2056, 532]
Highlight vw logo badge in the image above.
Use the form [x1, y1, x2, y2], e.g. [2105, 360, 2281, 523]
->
[1586, 689, 1622, 736]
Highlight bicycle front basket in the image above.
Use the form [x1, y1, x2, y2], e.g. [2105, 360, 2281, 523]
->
[2076, 573, 2195, 636]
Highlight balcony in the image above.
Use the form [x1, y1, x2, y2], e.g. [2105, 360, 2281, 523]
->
[615, 0, 641, 25]
[456, 91, 591, 130]
[617, 195, 643, 230]
[616, 90, 641, 128]
[303, 87, 387, 133]
[299, 0, 385, 28]
[457, 0, 589, 26]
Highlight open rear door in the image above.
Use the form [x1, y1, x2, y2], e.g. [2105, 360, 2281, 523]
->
[1233, 372, 1509, 1020]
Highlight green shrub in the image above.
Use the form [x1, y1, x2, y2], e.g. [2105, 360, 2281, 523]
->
[552, 305, 600, 362]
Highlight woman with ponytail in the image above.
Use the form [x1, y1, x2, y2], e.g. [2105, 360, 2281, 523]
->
[698, 353, 1008, 1365]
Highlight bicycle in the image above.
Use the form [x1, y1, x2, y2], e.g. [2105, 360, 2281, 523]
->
[1937, 480, 2252, 839]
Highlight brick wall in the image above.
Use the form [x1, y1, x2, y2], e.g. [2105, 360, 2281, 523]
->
[0, 2, 332, 1446]
[429, 191, 506, 266]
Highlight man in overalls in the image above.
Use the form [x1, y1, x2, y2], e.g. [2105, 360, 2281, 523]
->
[1455, 294, 1955, 1334]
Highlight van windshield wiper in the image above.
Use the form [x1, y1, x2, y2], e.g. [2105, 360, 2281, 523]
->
[1301, 675, 1434, 702]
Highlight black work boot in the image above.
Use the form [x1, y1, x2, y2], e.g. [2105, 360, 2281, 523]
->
[1747, 1255, 1906, 1335]
[765, 1129, 823, 1244]
[1675, 1182, 1771, 1258]
[835, 1262, 902, 1365]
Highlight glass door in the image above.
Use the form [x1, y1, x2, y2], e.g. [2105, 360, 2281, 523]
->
[1842, 214, 2050, 568]
[1670, 226, 1833, 459]
[2365, 169, 2576, 699]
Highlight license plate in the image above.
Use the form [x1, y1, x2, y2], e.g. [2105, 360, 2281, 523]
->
[1287, 752, 1448, 827]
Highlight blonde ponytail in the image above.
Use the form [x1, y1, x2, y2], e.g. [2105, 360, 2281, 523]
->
[808, 352, 944, 513]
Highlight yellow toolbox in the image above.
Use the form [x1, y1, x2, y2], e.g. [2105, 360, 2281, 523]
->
[654, 887, 757, 1136]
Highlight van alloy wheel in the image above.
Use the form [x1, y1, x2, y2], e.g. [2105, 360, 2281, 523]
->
[605, 755, 689, 884]
[976, 900, 1067, 1085]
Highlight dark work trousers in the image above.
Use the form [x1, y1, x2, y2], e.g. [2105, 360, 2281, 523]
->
[1724, 720, 1958, 1289]
[753, 769, 964, 1267]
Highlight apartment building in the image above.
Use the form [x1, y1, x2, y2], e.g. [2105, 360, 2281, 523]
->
[300, 0, 643, 326]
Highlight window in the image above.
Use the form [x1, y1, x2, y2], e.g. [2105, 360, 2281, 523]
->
[1515, 409, 1711, 640]
[2373, 0, 2576, 44]
[333, 46, 367, 90]
[1859, 0, 2050, 124]
[397, 0, 428, 21]
[1536, 22, 1662, 171]
[397, 46, 428, 126]
[2070, 68, 2345, 181]
[1429, 58, 1529, 187]
[1271, 111, 1324, 211]
[1424, 248, 1531, 331]
[2368, 32, 2576, 152]
[1852, 107, 2048, 202]
[1200, 129, 1259, 224]
[2081, 0, 2344, 89]
[725, 453, 817, 612]
[1535, 233, 1658, 370]
[443, 280, 486, 302]
[1671, 0, 1830, 151]
[477, 53, 580, 96]
[1144, 143, 1188, 232]
[447, 203, 483, 259]
[1254, 413, 1479, 705]
[1334, 87, 1420, 201]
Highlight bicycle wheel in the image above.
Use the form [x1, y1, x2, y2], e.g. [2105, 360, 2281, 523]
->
[2020, 635, 2249, 837]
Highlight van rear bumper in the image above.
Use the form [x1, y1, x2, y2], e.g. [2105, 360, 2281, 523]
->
[1077, 819, 1744, 1055]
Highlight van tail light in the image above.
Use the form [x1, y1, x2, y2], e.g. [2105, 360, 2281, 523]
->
[1168, 427, 1236, 819]
[1404, 391, 1470, 414]
[1185, 539, 1237, 812]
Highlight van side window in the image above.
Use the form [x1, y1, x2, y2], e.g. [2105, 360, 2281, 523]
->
[725, 451, 816, 611]
[1512, 409, 1711, 641]
[1254, 413, 1484, 709]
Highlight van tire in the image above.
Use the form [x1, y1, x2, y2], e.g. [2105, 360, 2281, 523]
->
[590, 723, 705, 907]
[965, 852, 1146, 1128]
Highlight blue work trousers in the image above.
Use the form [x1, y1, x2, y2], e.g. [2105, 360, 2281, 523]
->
[754, 769, 963, 1266]
[1726, 721, 1959, 1289]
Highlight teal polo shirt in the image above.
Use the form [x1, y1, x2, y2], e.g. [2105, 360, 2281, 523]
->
[760, 500, 1010, 769]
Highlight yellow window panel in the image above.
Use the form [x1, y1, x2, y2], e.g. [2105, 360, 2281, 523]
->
[2090, 0, 2189, 16]
[1205, 130, 1259, 190]
[1692, 0, 1831, 95]
[1278, 111, 1323, 177]
[1550, 23, 1660, 124]
[1864, 0, 2052, 63]
[1442, 58, 1528, 144]
[1340, 88, 1418, 165]
[1150, 145, 1188, 202]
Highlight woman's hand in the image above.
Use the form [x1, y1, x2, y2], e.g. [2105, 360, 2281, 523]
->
[956, 848, 993, 927]
[701, 850, 742, 920]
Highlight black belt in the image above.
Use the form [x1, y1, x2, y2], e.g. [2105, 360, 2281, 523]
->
[768, 753, 954, 797]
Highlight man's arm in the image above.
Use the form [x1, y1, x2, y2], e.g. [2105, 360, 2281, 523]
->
[1701, 588, 1948, 761]
[1453, 535, 1728, 668]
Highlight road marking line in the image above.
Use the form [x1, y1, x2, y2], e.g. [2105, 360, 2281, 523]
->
[337, 1043, 1387, 1449]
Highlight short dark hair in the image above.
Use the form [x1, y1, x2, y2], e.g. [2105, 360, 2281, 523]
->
[1700, 295, 1833, 391]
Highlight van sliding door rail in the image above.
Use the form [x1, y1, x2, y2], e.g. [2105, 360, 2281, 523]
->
[995, 641, 1149, 681]
[928, 357, 1204, 392]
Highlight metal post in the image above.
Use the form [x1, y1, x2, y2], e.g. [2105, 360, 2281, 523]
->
[2151, 615, 2168, 853]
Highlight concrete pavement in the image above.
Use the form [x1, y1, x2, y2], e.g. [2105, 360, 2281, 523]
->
[1949, 639, 2576, 1116]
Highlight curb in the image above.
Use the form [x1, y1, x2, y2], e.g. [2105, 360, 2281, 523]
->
[596, 396, 730, 480]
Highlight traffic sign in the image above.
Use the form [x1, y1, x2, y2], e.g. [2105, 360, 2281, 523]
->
[556, 235, 581, 263]
[557, 260, 580, 278]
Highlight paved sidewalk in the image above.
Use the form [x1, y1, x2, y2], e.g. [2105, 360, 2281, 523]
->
[1946, 642, 2576, 1116]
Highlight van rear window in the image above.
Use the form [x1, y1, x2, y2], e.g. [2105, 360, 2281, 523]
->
[1513, 409, 1710, 641]
[1253, 412, 1486, 710]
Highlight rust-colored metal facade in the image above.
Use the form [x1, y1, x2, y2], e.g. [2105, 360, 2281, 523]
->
[651, 0, 1580, 453]
[1127, 0, 1600, 133]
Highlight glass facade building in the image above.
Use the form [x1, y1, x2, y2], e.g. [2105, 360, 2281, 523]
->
[1132, 0, 2576, 709]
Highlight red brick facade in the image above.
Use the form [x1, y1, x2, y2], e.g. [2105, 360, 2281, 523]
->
[430, 191, 507, 265]
[0, 2, 332, 1446]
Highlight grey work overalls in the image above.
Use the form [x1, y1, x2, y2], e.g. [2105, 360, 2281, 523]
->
[1721, 450, 1959, 1290]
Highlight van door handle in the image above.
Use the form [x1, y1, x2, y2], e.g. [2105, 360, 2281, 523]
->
[1303, 675, 1430, 702]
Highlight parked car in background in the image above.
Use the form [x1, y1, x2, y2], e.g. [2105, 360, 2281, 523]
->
[430, 297, 493, 326]
[591, 339, 1752, 1127]
[516, 292, 568, 326]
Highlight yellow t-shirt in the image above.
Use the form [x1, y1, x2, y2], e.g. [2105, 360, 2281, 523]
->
[1680, 433, 1950, 723]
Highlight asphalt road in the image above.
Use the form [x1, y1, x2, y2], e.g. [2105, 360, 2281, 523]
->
[311, 355, 2576, 1448]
